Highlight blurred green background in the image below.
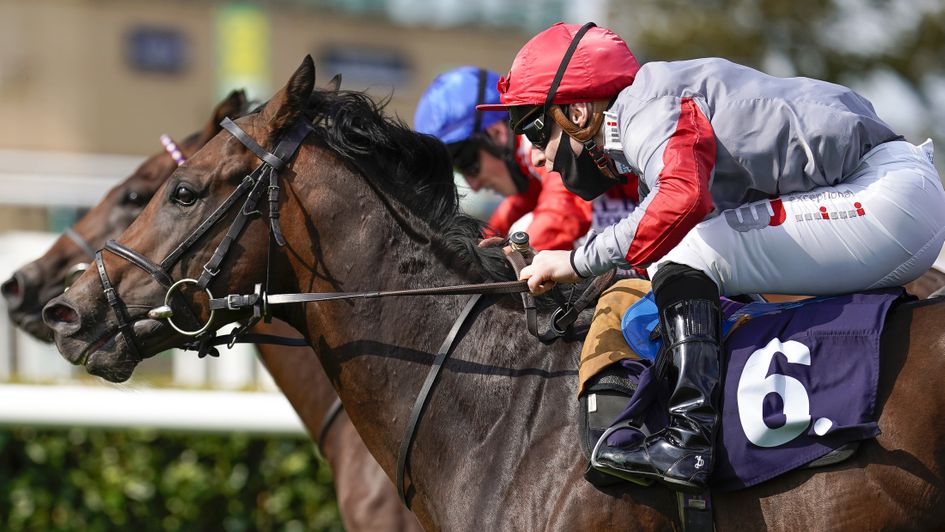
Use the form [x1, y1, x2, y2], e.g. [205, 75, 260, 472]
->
[0, 427, 341, 531]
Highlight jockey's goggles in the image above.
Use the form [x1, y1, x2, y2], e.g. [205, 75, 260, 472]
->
[510, 106, 553, 150]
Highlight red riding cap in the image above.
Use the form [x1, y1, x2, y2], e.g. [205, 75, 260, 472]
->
[478, 22, 641, 111]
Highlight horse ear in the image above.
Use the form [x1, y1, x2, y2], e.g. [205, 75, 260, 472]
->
[214, 89, 247, 122]
[323, 73, 342, 92]
[263, 55, 316, 136]
[200, 89, 248, 141]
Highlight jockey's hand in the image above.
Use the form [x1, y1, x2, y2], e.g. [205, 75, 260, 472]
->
[519, 250, 580, 296]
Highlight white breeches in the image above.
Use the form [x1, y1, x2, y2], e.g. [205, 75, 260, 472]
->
[648, 140, 945, 296]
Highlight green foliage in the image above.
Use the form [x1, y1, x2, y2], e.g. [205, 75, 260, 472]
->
[0, 427, 343, 531]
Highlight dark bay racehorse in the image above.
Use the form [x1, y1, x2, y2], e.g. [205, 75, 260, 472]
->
[1, 90, 421, 532]
[43, 57, 945, 530]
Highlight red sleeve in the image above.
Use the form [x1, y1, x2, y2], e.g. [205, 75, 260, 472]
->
[485, 177, 540, 237]
[625, 97, 715, 266]
[526, 168, 593, 250]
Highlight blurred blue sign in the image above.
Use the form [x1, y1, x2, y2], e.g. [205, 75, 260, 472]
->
[319, 45, 411, 86]
[126, 26, 187, 74]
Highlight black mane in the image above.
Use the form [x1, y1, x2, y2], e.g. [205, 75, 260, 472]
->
[302, 89, 514, 282]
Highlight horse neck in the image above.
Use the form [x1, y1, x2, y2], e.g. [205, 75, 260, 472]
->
[272, 157, 576, 502]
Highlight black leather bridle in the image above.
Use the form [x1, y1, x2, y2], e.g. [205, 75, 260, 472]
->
[93, 117, 314, 358]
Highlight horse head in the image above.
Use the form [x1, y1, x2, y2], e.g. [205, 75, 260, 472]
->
[40, 58, 328, 381]
[1, 90, 247, 342]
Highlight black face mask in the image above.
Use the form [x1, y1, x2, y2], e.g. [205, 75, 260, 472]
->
[552, 130, 623, 201]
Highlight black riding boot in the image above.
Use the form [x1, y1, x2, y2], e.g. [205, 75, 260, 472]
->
[594, 264, 722, 491]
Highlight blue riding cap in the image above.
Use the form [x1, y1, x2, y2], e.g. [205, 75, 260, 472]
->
[414, 66, 508, 144]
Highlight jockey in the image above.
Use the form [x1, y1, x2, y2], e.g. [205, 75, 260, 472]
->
[482, 22, 945, 490]
[415, 66, 592, 250]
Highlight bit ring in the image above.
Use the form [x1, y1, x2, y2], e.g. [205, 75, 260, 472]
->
[164, 278, 216, 337]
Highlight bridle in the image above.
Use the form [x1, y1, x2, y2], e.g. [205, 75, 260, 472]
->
[93, 117, 314, 359]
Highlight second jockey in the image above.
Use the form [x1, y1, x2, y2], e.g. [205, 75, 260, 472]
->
[415, 66, 592, 250]
[482, 23, 945, 491]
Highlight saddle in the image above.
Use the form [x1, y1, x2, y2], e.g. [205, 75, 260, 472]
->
[576, 287, 905, 495]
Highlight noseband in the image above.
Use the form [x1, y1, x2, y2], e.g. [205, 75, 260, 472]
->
[93, 117, 314, 358]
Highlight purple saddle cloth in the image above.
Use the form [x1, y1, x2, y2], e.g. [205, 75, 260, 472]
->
[612, 288, 902, 491]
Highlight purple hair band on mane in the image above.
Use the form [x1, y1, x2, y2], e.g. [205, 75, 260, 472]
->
[160, 134, 186, 166]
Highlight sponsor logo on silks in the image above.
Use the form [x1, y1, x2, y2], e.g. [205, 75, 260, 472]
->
[724, 198, 786, 232]
[603, 111, 621, 152]
[793, 202, 866, 223]
[601, 111, 634, 175]
[694, 455, 705, 469]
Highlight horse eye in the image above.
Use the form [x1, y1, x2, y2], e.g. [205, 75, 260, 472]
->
[122, 190, 149, 207]
[172, 185, 197, 206]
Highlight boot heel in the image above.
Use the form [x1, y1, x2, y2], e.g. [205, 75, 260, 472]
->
[590, 425, 655, 487]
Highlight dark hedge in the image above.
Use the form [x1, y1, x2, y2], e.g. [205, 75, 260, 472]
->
[0, 427, 343, 531]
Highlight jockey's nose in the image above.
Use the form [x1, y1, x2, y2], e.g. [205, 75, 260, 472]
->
[530, 146, 547, 171]
[465, 175, 483, 192]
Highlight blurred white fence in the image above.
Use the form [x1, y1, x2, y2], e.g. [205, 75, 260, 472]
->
[0, 150, 304, 435]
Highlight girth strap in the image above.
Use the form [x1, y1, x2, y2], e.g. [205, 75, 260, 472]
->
[317, 398, 345, 450]
[396, 294, 483, 507]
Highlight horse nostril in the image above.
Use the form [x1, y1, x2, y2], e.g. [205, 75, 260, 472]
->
[43, 302, 80, 327]
[1, 276, 20, 299]
[1, 273, 25, 309]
